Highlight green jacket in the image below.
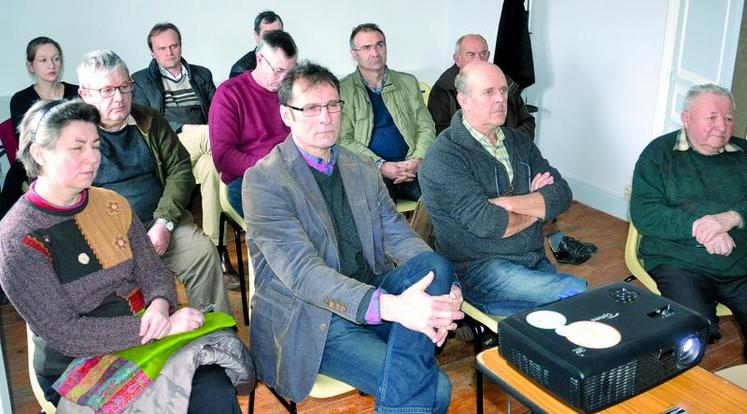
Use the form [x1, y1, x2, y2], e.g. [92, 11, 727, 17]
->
[339, 69, 435, 162]
[130, 104, 195, 225]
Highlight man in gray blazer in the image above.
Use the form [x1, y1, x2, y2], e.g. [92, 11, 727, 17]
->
[243, 62, 463, 413]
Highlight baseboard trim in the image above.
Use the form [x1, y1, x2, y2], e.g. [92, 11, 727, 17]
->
[563, 173, 630, 221]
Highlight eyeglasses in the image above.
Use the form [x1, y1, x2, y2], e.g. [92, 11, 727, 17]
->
[285, 100, 345, 117]
[259, 53, 287, 76]
[83, 80, 134, 98]
[352, 41, 386, 53]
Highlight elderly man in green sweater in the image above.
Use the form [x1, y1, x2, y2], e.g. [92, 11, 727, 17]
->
[631, 83, 747, 358]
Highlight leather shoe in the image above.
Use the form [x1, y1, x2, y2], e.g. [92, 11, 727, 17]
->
[549, 233, 597, 265]
[218, 248, 242, 291]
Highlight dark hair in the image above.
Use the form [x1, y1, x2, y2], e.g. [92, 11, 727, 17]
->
[277, 61, 340, 106]
[147, 22, 182, 50]
[26, 36, 63, 63]
[349, 23, 386, 49]
[254, 10, 283, 34]
[257, 30, 297, 60]
[17, 99, 101, 178]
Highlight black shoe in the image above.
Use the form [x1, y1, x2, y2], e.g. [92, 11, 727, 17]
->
[218, 248, 241, 291]
[549, 234, 597, 265]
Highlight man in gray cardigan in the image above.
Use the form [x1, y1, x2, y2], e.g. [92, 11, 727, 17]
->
[420, 61, 586, 316]
[243, 62, 463, 412]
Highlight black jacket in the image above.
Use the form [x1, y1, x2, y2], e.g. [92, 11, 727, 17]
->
[132, 58, 216, 132]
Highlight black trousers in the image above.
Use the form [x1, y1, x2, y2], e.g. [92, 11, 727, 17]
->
[37, 364, 241, 413]
[650, 264, 747, 359]
[383, 176, 421, 202]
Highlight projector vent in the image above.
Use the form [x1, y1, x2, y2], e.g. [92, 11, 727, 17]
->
[582, 360, 637, 411]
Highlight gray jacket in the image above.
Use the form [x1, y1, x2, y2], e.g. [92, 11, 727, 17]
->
[420, 110, 571, 268]
[243, 136, 430, 402]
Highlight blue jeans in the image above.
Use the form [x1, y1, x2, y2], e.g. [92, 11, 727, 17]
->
[228, 177, 243, 215]
[460, 257, 586, 316]
[318, 251, 453, 413]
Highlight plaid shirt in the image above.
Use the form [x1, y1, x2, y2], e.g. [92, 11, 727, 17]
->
[673, 129, 743, 153]
[462, 118, 513, 182]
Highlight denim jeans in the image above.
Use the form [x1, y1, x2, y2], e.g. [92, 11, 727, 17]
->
[460, 257, 586, 316]
[228, 177, 243, 215]
[318, 251, 453, 413]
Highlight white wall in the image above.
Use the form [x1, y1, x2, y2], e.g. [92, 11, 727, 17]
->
[0, 0, 455, 119]
[527, 0, 670, 220]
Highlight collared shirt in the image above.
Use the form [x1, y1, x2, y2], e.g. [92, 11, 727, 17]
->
[158, 63, 189, 82]
[296, 143, 339, 176]
[463, 118, 513, 182]
[361, 68, 388, 94]
[673, 129, 743, 153]
[101, 115, 138, 133]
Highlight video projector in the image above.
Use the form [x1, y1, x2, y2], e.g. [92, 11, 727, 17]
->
[498, 282, 709, 412]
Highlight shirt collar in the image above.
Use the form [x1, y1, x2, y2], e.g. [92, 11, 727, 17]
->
[673, 128, 742, 153]
[462, 118, 506, 148]
[296, 143, 339, 176]
[158, 63, 188, 82]
[361, 68, 388, 94]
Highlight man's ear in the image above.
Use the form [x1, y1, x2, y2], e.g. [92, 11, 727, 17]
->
[456, 92, 468, 110]
[279, 105, 293, 127]
[681, 111, 691, 130]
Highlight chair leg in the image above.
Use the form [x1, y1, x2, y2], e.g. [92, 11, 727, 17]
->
[267, 386, 297, 413]
[465, 317, 485, 414]
[218, 213, 227, 252]
[233, 222, 250, 326]
[247, 387, 255, 414]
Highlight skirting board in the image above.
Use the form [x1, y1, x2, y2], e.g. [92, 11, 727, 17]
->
[563, 173, 630, 222]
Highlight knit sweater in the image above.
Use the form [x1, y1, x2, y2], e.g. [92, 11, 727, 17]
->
[208, 71, 289, 183]
[420, 110, 571, 267]
[0, 187, 176, 376]
[630, 130, 747, 278]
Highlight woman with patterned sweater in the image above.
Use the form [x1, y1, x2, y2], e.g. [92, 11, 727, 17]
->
[0, 99, 249, 413]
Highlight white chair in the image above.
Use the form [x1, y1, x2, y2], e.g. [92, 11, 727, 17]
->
[26, 325, 56, 414]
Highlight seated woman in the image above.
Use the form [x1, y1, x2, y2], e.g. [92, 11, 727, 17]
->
[0, 99, 252, 413]
[1, 36, 79, 219]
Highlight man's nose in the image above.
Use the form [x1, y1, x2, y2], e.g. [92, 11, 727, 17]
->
[318, 107, 332, 123]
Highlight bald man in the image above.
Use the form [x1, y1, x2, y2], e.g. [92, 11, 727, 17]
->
[420, 61, 586, 316]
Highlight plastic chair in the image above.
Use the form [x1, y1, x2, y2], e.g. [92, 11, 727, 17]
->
[461, 301, 505, 414]
[395, 199, 417, 216]
[26, 325, 56, 414]
[418, 81, 432, 105]
[217, 181, 250, 325]
[715, 364, 747, 389]
[0, 119, 16, 164]
[624, 223, 732, 316]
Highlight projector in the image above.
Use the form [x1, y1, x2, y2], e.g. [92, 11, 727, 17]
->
[498, 282, 709, 413]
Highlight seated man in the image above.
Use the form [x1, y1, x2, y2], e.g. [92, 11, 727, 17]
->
[209, 30, 297, 213]
[631, 84, 746, 358]
[420, 61, 586, 316]
[78, 49, 230, 314]
[244, 62, 463, 413]
[131, 22, 238, 288]
[339, 23, 435, 202]
[428, 33, 534, 137]
[228, 10, 283, 79]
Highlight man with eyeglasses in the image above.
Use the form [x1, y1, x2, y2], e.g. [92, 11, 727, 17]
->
[77, 49, 231, 315]
[243, 61, 462, 413]
[428, 34, 535, 137]
[339, 23, 435, 202]
[209, 30, 297, 213]
[420, 61, 586, 317]
[631, 83, 747, 359]
[228, 10, 283, 79]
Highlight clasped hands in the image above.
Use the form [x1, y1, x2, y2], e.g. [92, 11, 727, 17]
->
[138, 298, 205, 344]
[692, 211, 742, 257]
[380, 272, 464, 347]
[380, 159, 421, 184]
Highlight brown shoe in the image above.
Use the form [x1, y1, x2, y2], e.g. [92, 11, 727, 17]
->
[223, 271, 241, 291]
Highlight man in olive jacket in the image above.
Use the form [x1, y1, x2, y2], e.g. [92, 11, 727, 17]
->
[78, 49, 230, 314]
[339, 23, 435, 202]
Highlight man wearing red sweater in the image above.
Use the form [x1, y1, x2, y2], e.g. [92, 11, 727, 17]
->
[209, 30, 297, 213]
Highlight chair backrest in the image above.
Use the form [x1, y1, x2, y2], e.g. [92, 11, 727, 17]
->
[0, 119, 17, 164]
[418, 81, 432, 105]
[623, 223, 660, 294]
[26, 325, 57, 414]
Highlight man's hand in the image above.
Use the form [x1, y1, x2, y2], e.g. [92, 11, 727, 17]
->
[692, 211, 743, 244]
[168, 307, 205, 335]
[139, 298, 171, 344]
[530, 172, 555, 192]
[148, 222, 172, 256]
[434, 284, 464, 346]
[379, 272, 464, 344]
[380, 161, 416, 184]
[703, 232, 736, 256]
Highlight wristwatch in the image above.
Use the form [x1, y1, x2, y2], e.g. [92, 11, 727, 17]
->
[155, 218, 175, 232]
[376, 159, 386, 170]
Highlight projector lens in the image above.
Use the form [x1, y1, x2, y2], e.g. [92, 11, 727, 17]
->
[675, 335, 702, 368]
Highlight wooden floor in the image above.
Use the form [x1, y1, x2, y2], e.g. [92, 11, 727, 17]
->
[2, 201, 744, 413]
